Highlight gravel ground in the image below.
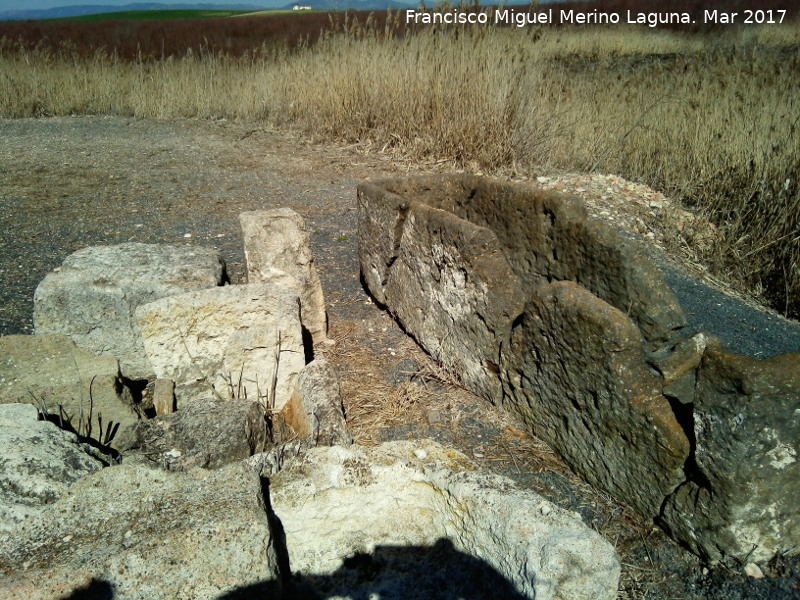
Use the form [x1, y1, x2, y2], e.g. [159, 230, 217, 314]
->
[1, 116, 798, 600]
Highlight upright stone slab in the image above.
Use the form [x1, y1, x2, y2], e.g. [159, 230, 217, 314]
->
[661, 339, 800, 563]
[135, 284, 306, 411]
[357, 183, 413, 306]
[358, 175, 686, 347]
[33, 243, 226, 380]
[384, 203, 526, 401]
[0, 334, 139, 449]
[499, 281, 689, 518]
[240, 209, 327, 346]
[0, 404, 104, 533]
[275, 358, 351, 447]
[0, 463, 283, 600]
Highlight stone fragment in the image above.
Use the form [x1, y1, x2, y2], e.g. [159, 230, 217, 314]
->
[275, 358, 351, 446]
[33, 243, 226, 379]
[135, 284, 306, 411]
[660, 339, 800, 563]
[0, 334, 139, 449]
[240, 209, 327, 346]
[116, 397, 270, 470]
[0, 463, 283, 600]
[384, 202, 526, 400]
[648, 332, 708, 405]
[270, 440, 620, 600]
[744, 563, 765, 579]
[0, 404, 105, 533]
[152, 378, 175, 415]
[500, 281, 689, 519]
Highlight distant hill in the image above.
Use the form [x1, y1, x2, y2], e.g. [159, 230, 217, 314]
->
[0, 3, 267, 21]
[0, 1, 418, 21]
[280, 0, 414, 9]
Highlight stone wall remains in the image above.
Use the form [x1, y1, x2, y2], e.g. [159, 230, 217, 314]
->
[357, 174, 800, 563]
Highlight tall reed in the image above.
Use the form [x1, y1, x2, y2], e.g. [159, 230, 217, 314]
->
[1, 19, 798, 317]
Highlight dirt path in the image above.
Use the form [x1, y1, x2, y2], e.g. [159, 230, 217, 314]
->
[2, 116, 796, 600]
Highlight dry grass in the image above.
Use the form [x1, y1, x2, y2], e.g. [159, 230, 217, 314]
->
[1, 17, 798, 318]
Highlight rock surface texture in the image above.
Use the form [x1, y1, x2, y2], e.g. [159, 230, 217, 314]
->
[275, 358, 352, 447]
[0, 404, 105, 533]
[268, 440, 620, 600]
[240, 208, 327, 346]
[501, 281, 689, 519]
[358, 174, 800, 563]
[33, 243, 226, 380]
[115, 397, 271, 470]
[135, 283, 306, 411]
[0, 463, 283, 600]
[661, 338, 800, 563]
[0, 334, 139, 448]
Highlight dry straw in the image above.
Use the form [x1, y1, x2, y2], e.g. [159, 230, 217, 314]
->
[1, 19, 798, 317]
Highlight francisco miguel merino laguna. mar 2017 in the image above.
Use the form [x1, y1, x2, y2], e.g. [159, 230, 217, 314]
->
[404, 8, 788, 27]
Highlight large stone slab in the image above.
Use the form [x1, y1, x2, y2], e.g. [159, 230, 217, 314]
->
[500, 281, 690, 518]
[359, 175, 686, 347]
[33, 243, 226, 380]
[357, 174, 800, 564]
[0, 463, 283, 600]
[0, 404, 104, 533]
[0, 334, 139, 449]
[384, 202, 526, 400]
[240, 208, 327, 346]
[269, 440, 620, 600]
[135, 283, 306, 411]
[661, 339, 800, 563]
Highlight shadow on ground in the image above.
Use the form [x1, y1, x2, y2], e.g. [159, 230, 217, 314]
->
[59, 538, 530, 600]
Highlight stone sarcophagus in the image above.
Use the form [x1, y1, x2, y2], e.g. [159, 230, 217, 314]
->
[357, 174, 800, 564]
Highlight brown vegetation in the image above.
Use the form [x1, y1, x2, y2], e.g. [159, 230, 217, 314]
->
[1, 4, 798, 319]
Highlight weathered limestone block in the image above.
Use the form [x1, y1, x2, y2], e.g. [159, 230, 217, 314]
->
[0, 334, 139, 449]
[359, 175, 686, 346]
[275, 358, 351, 446]
[499, 281, 689, 518]
[135, 284, 306, 411]
[0, 404, 104, 533]
[116, 397, 270, 470]
[270, 441, 620, 600]
[240, 208, 327, 345]
[0, 463, 283, 600]
[661, 339, 800, 563]
[383, 203, 526, 400]
[33, 243, 226, 380]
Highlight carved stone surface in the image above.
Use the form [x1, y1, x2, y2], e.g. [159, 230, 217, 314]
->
[0, 403, 104, 533]
[0, 463, 282, 600]
[359, 175, 686, 346]
[270, 440, 621, 600]
[357, 174, 800, 563]
[500, 281, 689, 518]
[116, 397, 271, 470]
[383, 202, 525, 400]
